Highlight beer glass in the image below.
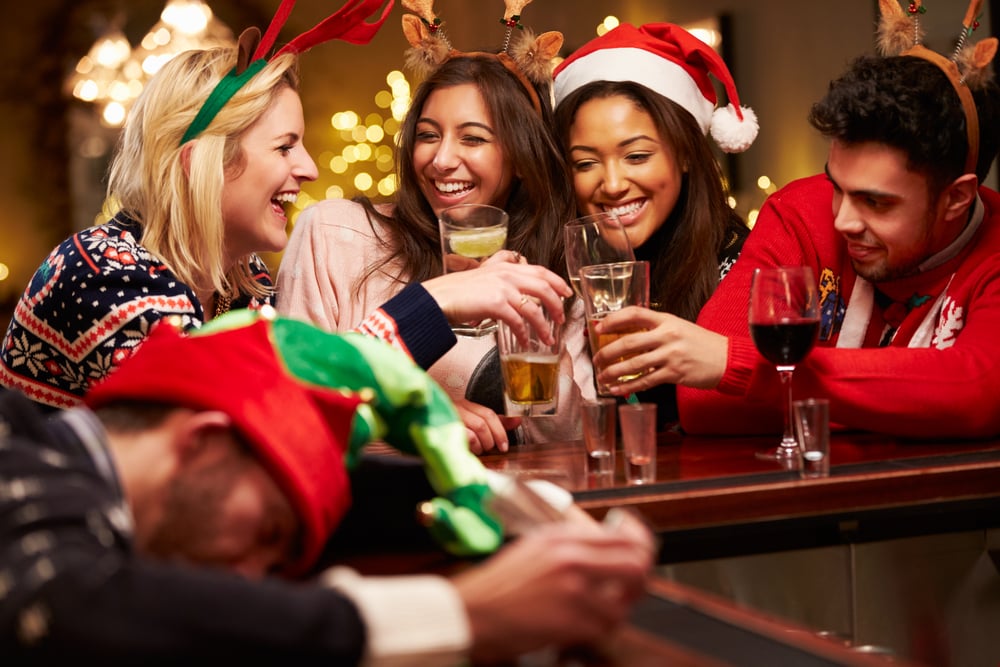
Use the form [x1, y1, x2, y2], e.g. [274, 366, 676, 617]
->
[496, 305, 563, 417]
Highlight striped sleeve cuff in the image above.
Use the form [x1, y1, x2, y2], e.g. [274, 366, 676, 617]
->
[369, 283, 456, 371]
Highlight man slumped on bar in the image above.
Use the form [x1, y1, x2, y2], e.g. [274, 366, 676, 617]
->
[591, 0, 1000, 439]
[0, 309, 653, 664]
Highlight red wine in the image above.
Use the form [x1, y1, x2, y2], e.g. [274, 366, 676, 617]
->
[750, 320, 819, 366]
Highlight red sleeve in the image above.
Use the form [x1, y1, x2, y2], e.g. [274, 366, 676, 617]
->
[680, 179, 1000, 439]
[678, 177, 826, 435]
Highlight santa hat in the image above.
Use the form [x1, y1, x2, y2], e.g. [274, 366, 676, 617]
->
[86, 310, 366, 577]
[553, 23, 758, 153]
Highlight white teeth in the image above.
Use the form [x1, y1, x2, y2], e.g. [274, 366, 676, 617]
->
[273, 192, 298, 204]
[435, 181, 473, 194]
[603, 200, 644, 217]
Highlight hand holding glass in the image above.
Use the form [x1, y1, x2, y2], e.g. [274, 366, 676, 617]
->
[439, 203, 509, 336]
[579, 261, 650, 396]
[748, 266, 820, 464]
[497, 305, 563, 418]
[564, 212, 634, 298]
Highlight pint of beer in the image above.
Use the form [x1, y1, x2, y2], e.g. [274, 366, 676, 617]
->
[496, 302, 564, 417]
[500, 352, 560, 405]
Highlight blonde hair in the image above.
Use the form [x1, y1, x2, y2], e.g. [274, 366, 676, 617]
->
[107, 49, 300, 301]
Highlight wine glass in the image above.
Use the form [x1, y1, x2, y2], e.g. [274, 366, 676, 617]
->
[563, 212, 634, 298]
[439, 203, 509, 336]
[748, 266, 820, 465]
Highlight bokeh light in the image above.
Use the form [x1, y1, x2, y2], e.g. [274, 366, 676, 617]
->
[597, 16, 619, 36]
[315, 70, 414, 200]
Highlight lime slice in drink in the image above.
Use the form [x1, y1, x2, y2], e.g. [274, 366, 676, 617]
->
[450, 228, 507, 259]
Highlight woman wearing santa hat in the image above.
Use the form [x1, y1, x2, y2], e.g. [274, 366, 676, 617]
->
[553, 22, 759, 429]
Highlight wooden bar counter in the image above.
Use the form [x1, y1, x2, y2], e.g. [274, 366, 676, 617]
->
[480, 429, 1000, 665]
[481, 429, 1000, 560]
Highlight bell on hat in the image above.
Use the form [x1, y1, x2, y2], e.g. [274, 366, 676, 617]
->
[553, 22, 758, 153]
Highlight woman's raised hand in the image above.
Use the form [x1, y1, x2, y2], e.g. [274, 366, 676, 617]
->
[423, 250, 572, 346]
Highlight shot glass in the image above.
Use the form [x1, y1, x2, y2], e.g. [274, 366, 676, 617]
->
[619, 402, 657, 485]
[794, 398, 830, 479]
[581, 398, 617, 477]
[579, 261, 650, 396]
[496, 306, 563, 418]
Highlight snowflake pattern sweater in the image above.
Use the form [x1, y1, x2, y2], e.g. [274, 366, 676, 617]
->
[1, 212, 456, 410]
[0, 214, 274, 408]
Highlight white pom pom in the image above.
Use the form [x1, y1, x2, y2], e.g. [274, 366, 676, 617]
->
[710, 104, 759, 153]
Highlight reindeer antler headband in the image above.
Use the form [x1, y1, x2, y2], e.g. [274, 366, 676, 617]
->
[877, 0, 997, 174]
[400, 0, 563, 115]
[181, 0, 394, 145]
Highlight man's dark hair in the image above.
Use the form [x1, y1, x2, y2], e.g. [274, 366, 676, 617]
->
[809, 54, 1000, 192]
[93, 400, 177, 432]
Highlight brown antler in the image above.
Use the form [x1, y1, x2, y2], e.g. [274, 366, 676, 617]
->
[509, 29, 563, 84]
[877, 0, 924, 56]
[401, 14, 449, 78]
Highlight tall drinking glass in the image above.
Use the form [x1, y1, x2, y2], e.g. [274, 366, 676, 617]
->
[496, 308, 563, 418]
[564, 212, 635, 298]
[439, 203, 509, 336]
[748, 266, 820, 464]
[579, 261, 650, 396]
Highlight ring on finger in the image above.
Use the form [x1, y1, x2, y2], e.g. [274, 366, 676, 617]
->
[517, 294, 530, 309]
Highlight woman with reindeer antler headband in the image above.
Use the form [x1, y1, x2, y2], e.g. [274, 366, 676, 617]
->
[277, 0, 577, 453]
[0, 0, 568, 413]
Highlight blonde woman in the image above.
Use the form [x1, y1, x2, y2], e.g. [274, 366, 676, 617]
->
[1, 0, 568, 411]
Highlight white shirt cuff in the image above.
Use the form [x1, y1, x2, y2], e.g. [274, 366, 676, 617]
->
[321, 566, 470, 667]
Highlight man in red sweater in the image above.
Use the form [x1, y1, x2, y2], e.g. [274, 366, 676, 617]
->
[589, 38, 1000, 438]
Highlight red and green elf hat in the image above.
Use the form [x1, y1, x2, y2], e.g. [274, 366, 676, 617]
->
[180, 0, 395, 145]
[85, 310, 368, 576]
[86, 308, 503, 576]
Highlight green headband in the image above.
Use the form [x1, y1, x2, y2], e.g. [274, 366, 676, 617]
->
[179, 0, 394, 146]
[180, 60, 267, 145]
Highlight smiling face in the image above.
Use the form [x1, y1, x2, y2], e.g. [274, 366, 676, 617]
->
[411, 83, 515, 217]
[827, 139, 960, 283]
[220, 86, 318, 262]
[567, 94, 683, 251]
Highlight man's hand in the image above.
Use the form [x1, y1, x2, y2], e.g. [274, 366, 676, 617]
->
[453, 509, 655, 663]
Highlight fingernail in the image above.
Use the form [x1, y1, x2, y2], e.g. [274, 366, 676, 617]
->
[603, 507, 628, 531]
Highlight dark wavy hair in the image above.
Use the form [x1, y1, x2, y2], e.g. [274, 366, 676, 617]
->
[553, 80, 747, 322]
[809, 54, 1000, 193]
[353, 55, 573, 287]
